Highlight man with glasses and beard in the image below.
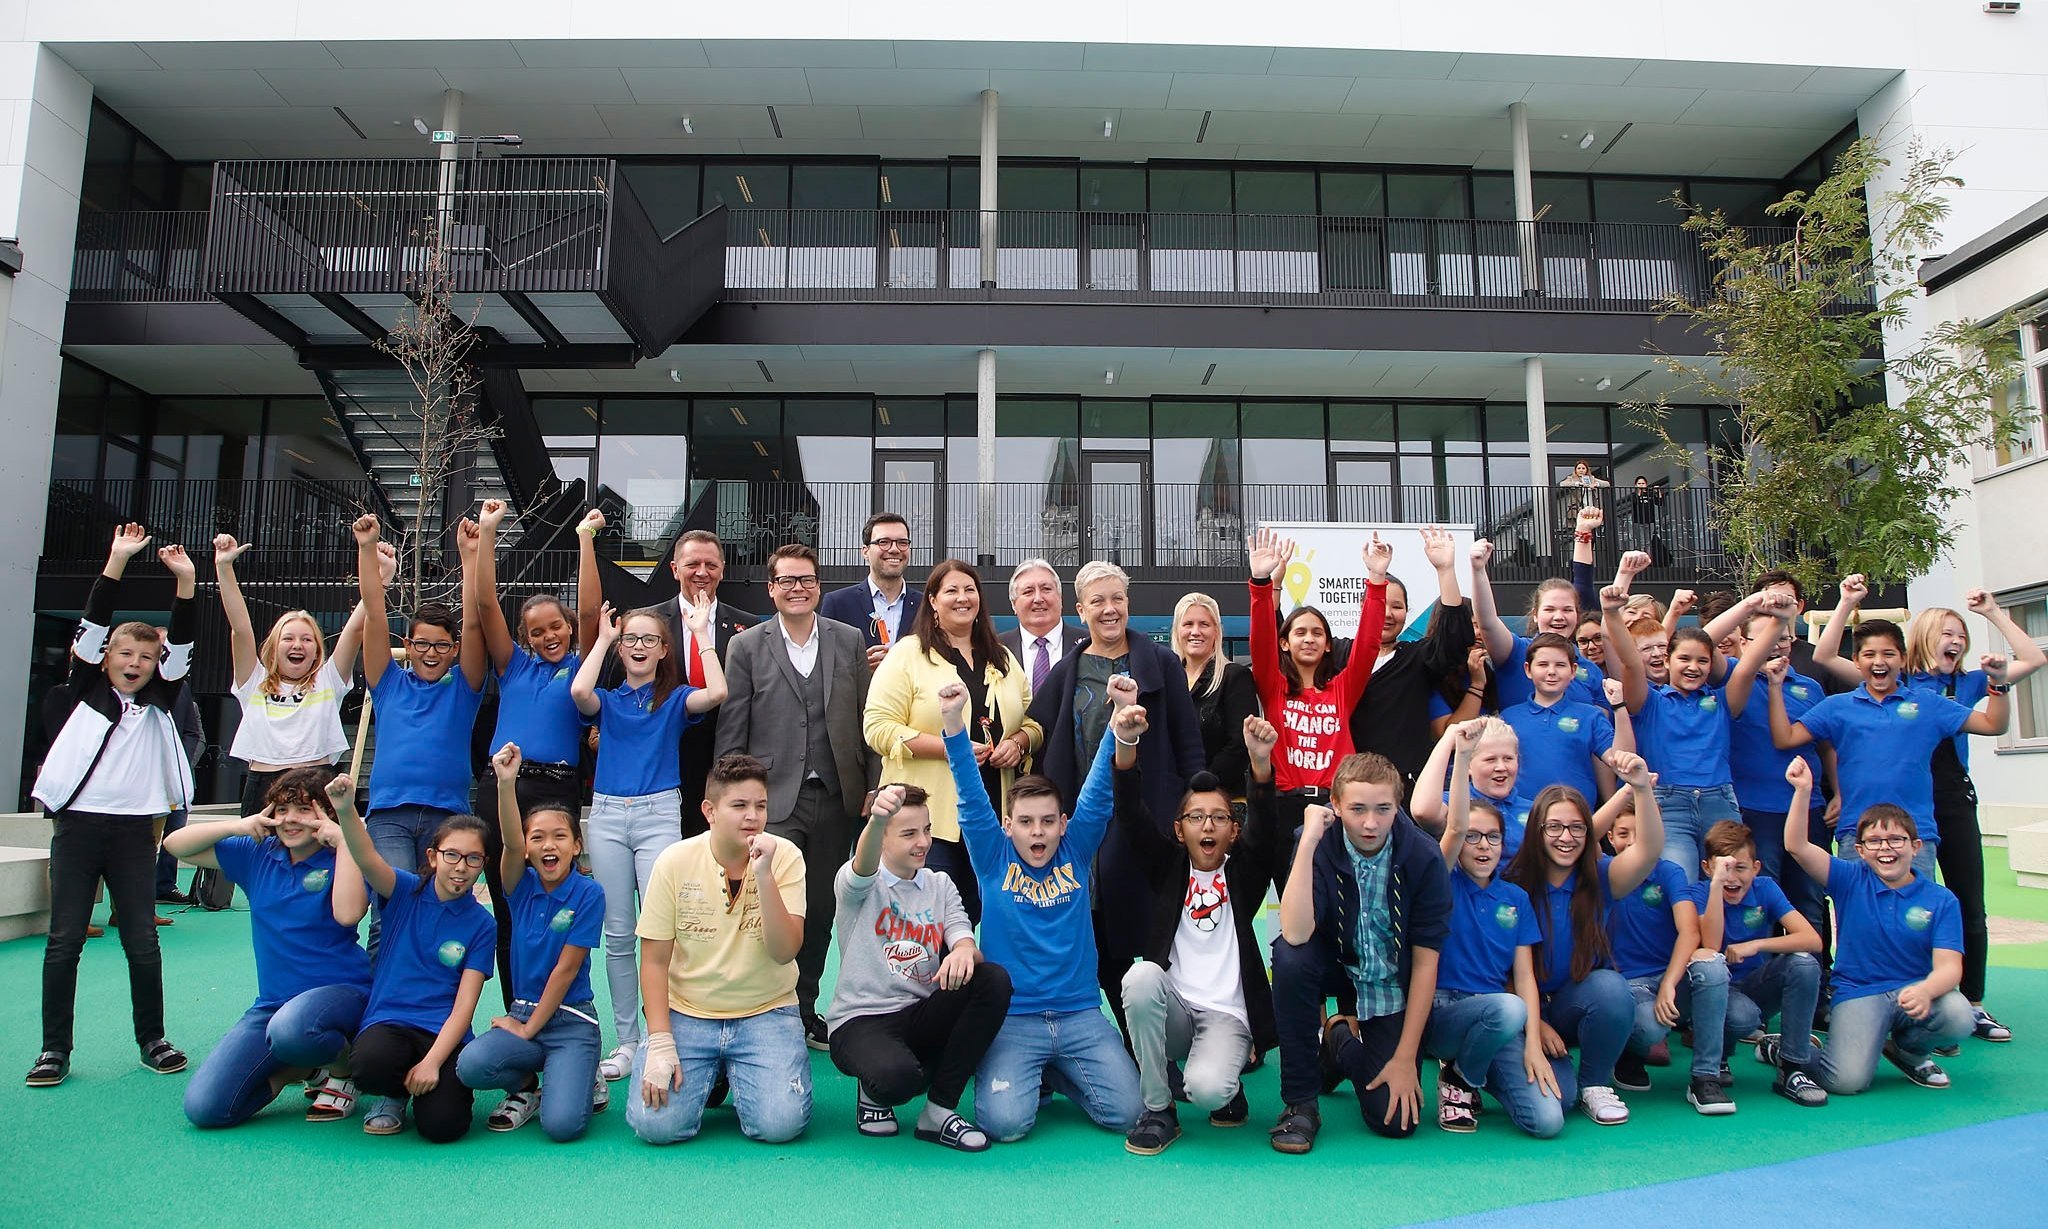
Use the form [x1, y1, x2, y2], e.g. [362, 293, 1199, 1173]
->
[823, 514, 924, 670]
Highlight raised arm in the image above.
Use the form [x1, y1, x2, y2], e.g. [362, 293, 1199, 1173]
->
[1663, 589, 1695, 645]
[1764, 657, 1816, 750]
[1330, 535, 1393, 706]
[1470, 539, 1515, 664]
[1600, 581, 1649, 713]
[1439, 720, 1484, 866]
[329, 816, 367, 926]
[575, 509, 605, 655]
[331, 541, 395, 682]
[679, 593, 727, 713]
[156, 544, 198, 682]
[570, 602, 617, 717]
[212, 533, 259, 685]
[1247, 527, 1295, 706]
[353, 516, 392, 688]
[747, 833, 803, 966]
[1278, 803, 1333, 946]
[163, 808, 274, 870]
[1962, 654, 2012, 736]
[324, 771, 395, 899]
[473, 499, 518, 673]
[940, 682, 1000, 838]
[490, 742, 526, 887]
[1697, 858, 1730, 951]
[851, 784, 907, 880]
[453, 517, 489, 690]
[1780, 758, 1830, 884]
[1972, 588, 2048, 683]
[1604, 749, 1665, 897]
[1571, 506, 1603, 611]
[1809, 574, 1868, 688]
[1411, 722, 1462, 831]
[1417, 527, 1476, 676]
[1723, 601, 1790, 720]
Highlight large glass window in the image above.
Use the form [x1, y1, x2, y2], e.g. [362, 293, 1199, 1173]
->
[1242, 401, 1325, 526]
[1151, 168, 1234, 291]
[711, 164, 791, 288]
[1236, 169, 1318, 291]
[1399, 402, 1485, 521]
[597, 400, 692, 559]
[621, 163, 703, 239]
[785, 398, 873, 562]
[991, 398, 1078, 565]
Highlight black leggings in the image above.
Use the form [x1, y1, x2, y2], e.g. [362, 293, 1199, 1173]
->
[473, 765, 582, 1012]
[828, 964, 1013, 1110]
[1933, 777, 1989, 1003]
[352, 1023, 474, 1143]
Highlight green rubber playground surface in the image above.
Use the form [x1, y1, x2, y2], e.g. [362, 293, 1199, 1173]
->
[2, 847, 2042, 1229]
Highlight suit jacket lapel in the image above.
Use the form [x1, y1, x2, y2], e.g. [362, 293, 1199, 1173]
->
[764, 620, 802, 698]
[818, 625, 839, 710]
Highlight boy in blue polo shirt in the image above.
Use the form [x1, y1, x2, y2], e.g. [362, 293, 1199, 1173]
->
[1781, 761, 1974, 1093]
[1692, 819, 1826, 1108]
[1470, 531, 1611, 712]
[1499, 633, 1619, 802]
[947, 678, 1140, 1143]
[1600, 801, 1715, 1109]
[1767, 618, 2010, 880]
[1728, 606, 1833, 933]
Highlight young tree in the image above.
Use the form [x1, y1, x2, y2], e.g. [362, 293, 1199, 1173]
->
[1632, 137, 2038, 590]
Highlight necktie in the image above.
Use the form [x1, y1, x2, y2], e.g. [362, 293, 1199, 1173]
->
[1033, 636, 1051, 694]
[688, 627, 707, 688]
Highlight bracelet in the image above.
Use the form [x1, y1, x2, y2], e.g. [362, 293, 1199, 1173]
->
[1574, 531, 1594, 544]
[1988, 682, 2011, 695]
[1466, 687, 1485, 698]
[698, 645, 718, 655]
[1112, 732, 1141, 747]
[575, 525, 597, 537]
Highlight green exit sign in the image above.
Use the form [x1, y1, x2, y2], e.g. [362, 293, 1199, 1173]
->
[431, 130, 456, 143]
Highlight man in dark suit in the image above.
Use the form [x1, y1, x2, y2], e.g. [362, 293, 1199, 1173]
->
[601, 528, 757, 836]
[819, 512, 923, 671]
[998, 558, 1086, 696]
[716, 543, 876, 1047]
[1025, 559, 1204, 1040]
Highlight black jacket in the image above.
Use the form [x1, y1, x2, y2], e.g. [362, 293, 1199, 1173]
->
[1189, 661, 1260, 793]
[1116, 759, 1281, 1053]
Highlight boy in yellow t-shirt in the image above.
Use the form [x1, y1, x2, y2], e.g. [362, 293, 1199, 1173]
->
[626, 754, 811, 1144]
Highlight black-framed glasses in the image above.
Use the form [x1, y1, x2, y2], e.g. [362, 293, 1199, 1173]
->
[1179, 811, 1235, 828]
[618, 633, 663, 648]
[867, 536, 911, 550]
[1857, 835, 1912, 851]
[432, 847, 486, 869]
[1574, 635, 1604, 648]
[1462, 830, 1504, 846]
[406, 638, 455, 654]
[1542, 822, 1589, 838]
[769, 575, 821, 590]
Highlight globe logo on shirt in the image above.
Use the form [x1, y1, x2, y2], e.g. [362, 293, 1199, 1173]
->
[1744, 906, 1766, 930]
[1905, 906, 1934, 931]
[553, 667, 571, 681]
[549, 908, 576, 932]
[437, 940, 468, 967]
[1493, 903, 1519, 930]
[1700, 695, 1719, 712]
[1558, 716, 1581, 734]
[1790, 685, 1811, 701]
[1641, 884, 1665, 906]
[300, 868, 331, 894]
[1576, 666, 1591, 683]
[1897, 702, 1921, 721]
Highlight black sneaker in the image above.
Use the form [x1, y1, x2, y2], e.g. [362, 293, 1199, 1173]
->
[1269, 1101, 1321, 1154]
[1933, 1043, 1961, 1058]
[156, 889, 190, 905]
[1687, 1075, 1736, 1115]
[1773, 1067, 1827, 1107]
[1717, 1061, 1733, 1086]
[1318, 1015, 1357, 1095]
[24, 1051, 68, 1087]
[1613, 1049, 1651, 1092]
[1973, 1005, 2012, 1042]
[803, 1014, 830, 1053]
[1124, 1106, 1181, 1155]
[140, 1038, 187, 1074]
[1208, 1088, 1249, 1127]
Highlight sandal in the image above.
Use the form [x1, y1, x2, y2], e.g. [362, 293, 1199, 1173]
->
[488, 1087, 541, 1132]
[140, 1038, 187, 1074]
[915, 1111, 991, 1153]
[301, 1067, 331, 1100]
[24, 1051, 69, 1088]
[362, 1097, 406, 1135]
[306, 1077, 358, 1122]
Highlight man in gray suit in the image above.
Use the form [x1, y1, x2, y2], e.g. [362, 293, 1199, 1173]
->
[714, 542, 877, 1048]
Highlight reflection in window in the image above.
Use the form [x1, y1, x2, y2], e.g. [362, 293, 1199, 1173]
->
[1149, 401, 1238, 567]
[602, 399, 692, 559]
[786, 398, 874, 564]
[1242, 402, 1324, 528]
[994, 398, 1079, 565]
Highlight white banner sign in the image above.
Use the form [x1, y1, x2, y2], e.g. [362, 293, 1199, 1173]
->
[1262, 522, 1478, 640]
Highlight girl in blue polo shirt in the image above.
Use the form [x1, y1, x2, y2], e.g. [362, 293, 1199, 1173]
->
[166, 767, 372, 1128]
[1414, 717, 1535, 856]
[350, 514, 487, 958]
[326, 772, 497, 1142]
[570, 599, 724, 1084]
[1498, 633, 1617, 804]
[1470, 534, 1610, 712]
[457, 744, 607, 1141]
[1503, 750, 1665, 1128]
[1599, 796, 1715, 1111]
[1424, 721, 1562, 1138]
[471, 500, 603, 1011]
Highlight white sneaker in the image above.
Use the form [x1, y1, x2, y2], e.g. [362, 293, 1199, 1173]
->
[487, 1088, 541, 1132]
[592, 1069, 611, 1113]
[599, 1044, 634, 1082]
[1579, 1084, 1630, 1125]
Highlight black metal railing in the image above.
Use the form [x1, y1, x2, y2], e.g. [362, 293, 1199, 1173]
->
[70, 209, 210, 302]
[718, 209, 1861, 312]
[43, 478, 380, 577]
[204, 157, 614, 296]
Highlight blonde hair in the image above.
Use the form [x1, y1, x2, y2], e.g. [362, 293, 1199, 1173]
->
[1905, 607, 1968, 677]
[1074, 559, 1130, 599]
[1475, 716, 1517, 750]
[1173, 592, 1227, 697]
[1622, 593, 1665, 623]
[257, 610, 328, 698]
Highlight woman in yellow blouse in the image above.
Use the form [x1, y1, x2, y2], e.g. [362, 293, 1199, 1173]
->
[864, 558, 1041, 923]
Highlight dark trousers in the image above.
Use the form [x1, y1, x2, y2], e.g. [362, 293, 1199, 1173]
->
[1269, 933, 1417, 1137]
[1933, 779, 1990, 1003]
[155, 808, 187, 898]
[925, 837, 979, 926]
[473, 764, 582, 1012]
[769, 779, 857, 1026]
[352, 1022, 474, 1143]
[828, 963, 1013, 1110]
[44, 811, 165, 1053]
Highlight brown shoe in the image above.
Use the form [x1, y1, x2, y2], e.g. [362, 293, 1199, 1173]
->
[154, 914, 173, 926]
[85, 925, 104, 939]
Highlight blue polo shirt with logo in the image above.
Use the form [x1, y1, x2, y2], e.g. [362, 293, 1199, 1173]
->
[1904, 669, 1991, 770]
[1504, 697, 1614, 802]
[212, 836, 370, 1010]
[490, 649, 587, 767]
[506, 866, 605, 1004]
[1495, 635, 1609, 711]
[1731, 670, 1825, 813]
[1633, 682, 1733, 788]
[1825, 858, 1963, 1002]
[1438, 867, 1542, 995]
[1535, 858, 1620, 994]
[363, 867, 496, 1036]
[1605, 858, 1691, 981]
[1796, 685, 1973, 846]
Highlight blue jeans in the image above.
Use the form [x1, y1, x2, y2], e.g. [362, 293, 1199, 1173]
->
[1626, 955, 1731, 1078]
[1814, 989, 1973, 1094]
[364, 804, 449, 960]
[975, 1009, 1141, 1143]
[1726, 953, 1822, 1068]
[183, 984, 367, 1128]
[456, 999, 603, 1142]
[1426, 990, 1563, 1138]
[625, 1005, 810, 1144]
[587, 789, 682, 1049]
[1542, 969, 1632, 1092]
[1655, 783, 1741, 884]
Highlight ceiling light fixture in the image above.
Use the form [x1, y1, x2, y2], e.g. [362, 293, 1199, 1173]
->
[1196, 110, 1213, 143]
[735, 174, 753, 204]
[756, 360, 775, 383]
[1104, 369, 1116, 385]
[1578, 131, 1596, 150]
[1595, 376, 1612, 391]
[730, 406, 748, 426]
[1200, 362, 1217, 386]
[412, 117, 430, 136]
[1103, 119, 1114, 138]
[880, 175, 892, 204]
[681, 116, 693, 134]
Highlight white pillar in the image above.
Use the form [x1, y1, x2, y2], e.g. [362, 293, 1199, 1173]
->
[0, 47, 93, 807]
[1508, 100, 1539, 296]
[436, 89, 462, 237]
[977, 349, 997, 566]
[1524, 356, 1552, 549]
[978, 89, 999, 290]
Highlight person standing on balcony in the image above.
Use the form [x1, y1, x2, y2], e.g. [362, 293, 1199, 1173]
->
[213, 531, 388, 816]
[469, 500, 604, 1014]
[1625, 476, 1664, 557]
[1025, 559, 1204, 1038]
[821, 513, 923, 671]
[717, 544, 878, 1051]
[999, 559, 1084, 697]
[1558, 459, 1610, 519]
[864, 559, 1039, 927]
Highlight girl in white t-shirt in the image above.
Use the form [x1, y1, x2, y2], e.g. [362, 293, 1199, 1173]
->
[215, 532, 390, 814]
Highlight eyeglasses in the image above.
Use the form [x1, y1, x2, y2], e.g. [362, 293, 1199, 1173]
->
[867, 537, 911, 550]
[1178, 811, 1235, 828]
[406, 638, 455, 654]
[1857, 835, 1913, 851]
[1541, 822, 1589, 838]
[1462, 830, 1504, 846]
[1574, 635, 1604, 648]
[617, 633, 664, 649]
[769, 575, 821, 590]
[432, 847, 486, 869]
